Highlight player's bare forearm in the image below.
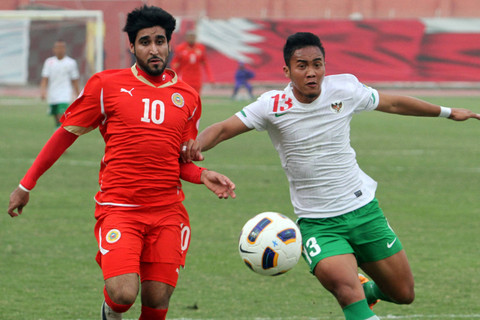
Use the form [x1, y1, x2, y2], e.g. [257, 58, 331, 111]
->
[197, 123, 227, 152]
[199, 115, 251, 151]
[376, 94, 441, 116]
[377, 93, 480, 121]
[40, 77, 48, 100]
[181, 116, 251, 163]
[179, 127, 223, 163]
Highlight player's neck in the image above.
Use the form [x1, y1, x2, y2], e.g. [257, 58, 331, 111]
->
[135, 64, 172, 86]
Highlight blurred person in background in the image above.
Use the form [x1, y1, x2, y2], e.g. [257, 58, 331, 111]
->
[231, 62, 255, 100]
[40, 40, 80, 128]
[171, 30, 214, 94]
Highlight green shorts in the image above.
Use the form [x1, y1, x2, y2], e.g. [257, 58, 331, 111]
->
[49, 103, 69, 116]
[298, 198, 403, 273]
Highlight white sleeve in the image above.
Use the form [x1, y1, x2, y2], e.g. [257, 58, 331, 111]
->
[69, 59, 80, 80]
[41, 59, 50, 78]
[351, 76, 379, 113]
[235, 92, 273, 131]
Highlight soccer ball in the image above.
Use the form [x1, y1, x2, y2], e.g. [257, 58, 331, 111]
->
[238, 212, 302, 276]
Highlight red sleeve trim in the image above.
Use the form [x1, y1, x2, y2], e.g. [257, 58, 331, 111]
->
[179, 162, 206, 184]
[20, 127, 78, 190]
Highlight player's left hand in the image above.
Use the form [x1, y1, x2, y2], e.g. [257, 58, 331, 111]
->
[200, 170, 236, 199]
[449, 108, 480, 121]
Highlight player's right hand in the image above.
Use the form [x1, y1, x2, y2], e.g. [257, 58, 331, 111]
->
[7, 187, 30, 217]
[180, 139, 204, 163]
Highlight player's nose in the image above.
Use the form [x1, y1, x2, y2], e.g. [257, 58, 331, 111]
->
[149, 43, 159, 54]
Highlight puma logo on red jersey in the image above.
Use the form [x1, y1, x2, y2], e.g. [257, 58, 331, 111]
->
[120, 88, 135, 96]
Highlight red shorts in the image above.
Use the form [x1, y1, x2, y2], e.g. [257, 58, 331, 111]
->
[94, 202, 191, 287]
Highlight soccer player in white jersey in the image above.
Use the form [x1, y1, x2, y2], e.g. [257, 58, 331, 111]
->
[181, 32, 480, 320]
[40, 40, 80, 128]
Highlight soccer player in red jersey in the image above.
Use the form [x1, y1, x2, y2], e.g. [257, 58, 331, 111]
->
[171, 30, 214, 94]
[7, 6, 235, 320]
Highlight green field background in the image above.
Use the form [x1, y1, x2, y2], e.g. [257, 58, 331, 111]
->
[1, 95, 479, 319]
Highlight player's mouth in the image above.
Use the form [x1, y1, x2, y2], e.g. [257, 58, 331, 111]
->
[148, 57, 163, 65]
[305, 81, 318, 88]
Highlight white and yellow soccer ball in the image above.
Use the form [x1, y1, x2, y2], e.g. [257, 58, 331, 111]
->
[238, 211, 302, 276]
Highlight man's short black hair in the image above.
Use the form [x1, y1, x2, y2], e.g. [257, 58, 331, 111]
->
[283, 32, 325, 67]
[123, 5, 176, 44]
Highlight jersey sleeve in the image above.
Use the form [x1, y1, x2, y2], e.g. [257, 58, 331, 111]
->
[349, 75, 379, 113]
[60, 74, 105, 134]
[182, 94, 202, 142]
[70, 59, 80, 80]
[235, 93, 272, 131]
[41, 59, 50, 78]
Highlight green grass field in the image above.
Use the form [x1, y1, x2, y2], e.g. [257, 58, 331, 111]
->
[1, 94, 479, 320]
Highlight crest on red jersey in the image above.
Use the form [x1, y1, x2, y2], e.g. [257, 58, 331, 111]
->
[172, 93, 185, 108]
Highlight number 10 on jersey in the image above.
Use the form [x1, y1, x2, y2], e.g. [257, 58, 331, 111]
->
[141, 98, 165, 124]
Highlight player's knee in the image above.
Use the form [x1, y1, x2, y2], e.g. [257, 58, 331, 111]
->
[393, 286, 415, 305]
[107, 286, 138, 306]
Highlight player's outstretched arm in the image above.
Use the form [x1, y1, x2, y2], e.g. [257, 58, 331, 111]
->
[200, 170, 236, 199]
[7, 187, 29, 217]
[376, 93, 480, 121]
[180, 115, 252, 163]
[6, 128, 79, 218]
[199, 115, 251, 151]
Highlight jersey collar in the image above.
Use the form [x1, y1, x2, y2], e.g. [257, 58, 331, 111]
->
[131, 64, 178, 88]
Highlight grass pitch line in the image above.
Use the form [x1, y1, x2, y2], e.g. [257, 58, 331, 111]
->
[382, 315, 480, 319]
[117, 316, 480, 320]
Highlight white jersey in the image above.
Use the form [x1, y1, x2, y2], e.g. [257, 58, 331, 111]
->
[41, 56, 79, 104]
[236, 74, 380, 218]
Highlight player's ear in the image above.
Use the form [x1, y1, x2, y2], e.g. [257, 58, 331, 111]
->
[129, 42, 135, 54]
[283, 65, 290, 79]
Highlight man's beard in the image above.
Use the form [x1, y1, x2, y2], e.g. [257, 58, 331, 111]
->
[134, 48, 170, 76]
[137, 57, 167, 76]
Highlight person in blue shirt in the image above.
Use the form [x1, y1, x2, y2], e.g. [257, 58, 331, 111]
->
[232, 62, 255, 100]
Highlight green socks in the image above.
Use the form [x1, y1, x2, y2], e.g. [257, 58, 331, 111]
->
[342, 299, 379, 320]
[363, 280, 393, 304]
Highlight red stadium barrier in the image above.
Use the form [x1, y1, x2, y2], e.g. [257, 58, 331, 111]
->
[172, 18, 480, 84]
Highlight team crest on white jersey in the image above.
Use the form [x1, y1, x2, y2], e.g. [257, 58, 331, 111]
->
[172, 93, 185, 108]
[330, 101, 344, 114]
[106, 229, 121, 244]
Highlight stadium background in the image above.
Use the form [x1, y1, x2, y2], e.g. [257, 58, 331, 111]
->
[1, 2, 479, 319]
[1, 0, 480, 96]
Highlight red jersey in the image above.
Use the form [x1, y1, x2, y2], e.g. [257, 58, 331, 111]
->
[61, 65, 201, 207]
[171, 42, 213, 92]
